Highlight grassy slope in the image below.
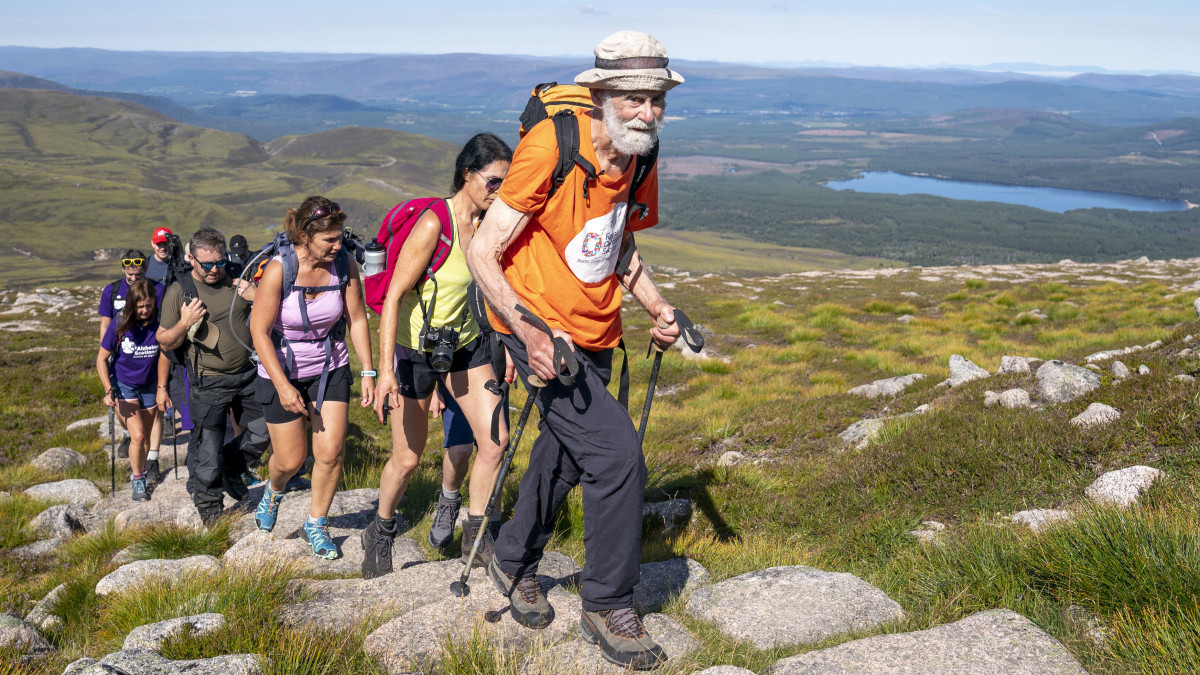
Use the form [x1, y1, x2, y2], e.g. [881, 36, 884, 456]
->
[3, 258, 1200, 673]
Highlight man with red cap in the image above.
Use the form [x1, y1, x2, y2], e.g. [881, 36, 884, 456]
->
[147, 226, 173, 283]
[467, 30, 684, 670]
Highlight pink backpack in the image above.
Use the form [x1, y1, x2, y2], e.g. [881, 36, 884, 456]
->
[363, 198, 453, 314]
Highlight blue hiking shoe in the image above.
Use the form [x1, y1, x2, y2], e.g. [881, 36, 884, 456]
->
[301, 517, 339, 560]
[254, 488, 284, 532]
[131, 475, 149, 502]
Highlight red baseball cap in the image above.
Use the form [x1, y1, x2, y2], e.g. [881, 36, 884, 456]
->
[152, 227, 173, 244]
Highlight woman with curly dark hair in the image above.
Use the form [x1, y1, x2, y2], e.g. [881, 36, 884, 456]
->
[248, 196, 376, 560]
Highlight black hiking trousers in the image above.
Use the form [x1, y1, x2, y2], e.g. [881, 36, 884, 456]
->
[185, 367, 269, 516]
[493, 332, 646, 612]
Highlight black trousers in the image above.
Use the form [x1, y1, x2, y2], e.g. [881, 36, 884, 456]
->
[494, 332, 646, 612]
[185, 367, 269, 515]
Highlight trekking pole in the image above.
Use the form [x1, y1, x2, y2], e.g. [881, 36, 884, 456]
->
[108, 389, 118, 493]
[450, 382, 541, 598]
[167, 405, 178, 479]
[637, 309, 704, 447]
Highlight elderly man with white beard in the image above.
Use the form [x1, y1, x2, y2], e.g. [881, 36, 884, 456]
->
[466, 30, 684, 671]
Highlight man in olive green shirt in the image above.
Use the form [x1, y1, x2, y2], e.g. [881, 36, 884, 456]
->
[158, 227, 268, 525]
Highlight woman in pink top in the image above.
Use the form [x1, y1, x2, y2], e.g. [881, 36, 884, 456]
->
[248, 196, 376, 559]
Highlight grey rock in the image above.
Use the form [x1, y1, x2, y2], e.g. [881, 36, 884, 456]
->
[717, 451, 745, 467]
[948, 355, 990, 387]
[998, 389, 1031, 409]
[997, 356, 1036, 374]
[1111, 361, 1130, 379]
[1194, 297, 1200, 318]
[281, 553, 581, 633]
[0, 612, 53, 654]
[123, 613, 226, 652]
[1070, 403, 1121, 429]
[1147, 340, 1163, 350]
[896, 314, 915, 323]
[223, 527, 424, 577]
[1085, 466, 1165, 507]
[1036, 360, 1100, 404]
[983, 391, 1000, 407]
[1138, 364, 1151, 375]
[839, 418, 886, 451]
[848, 373, 927, 398]
[1016, 308, 1047, 322]
[634, 558, 709, 613]
[228, 486, 379, 543]
[908, 520, 946, 544]
[1177, 348, 1193, 358]
[1176, 374, 1196, 383]
[642, 500, 692, 530]
[694, 669, 757, 675]
[31, 447, 88, 473]
[516, 614, 697, 675]
[62, 649, 262, 674]
[25, 478, 103, 506]
[1008, 509, 1074, 532]
[95, 555, 220, 596]
[1084, 348, 1126, 363]
[765, 609, 1086, 674]
[686, 565, 904, 649]
[11, 537, 63, 558]
[362, 564, 583, 673]
[64, 416, 109, 433]
[29, 503, 101, 539]
[26, 583, 67, 632]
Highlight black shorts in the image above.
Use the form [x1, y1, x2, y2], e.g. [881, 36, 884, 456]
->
[394, 336, 489, 400]
[256, 364, 352, 424]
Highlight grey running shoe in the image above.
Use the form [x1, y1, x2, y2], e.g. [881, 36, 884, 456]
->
[116, 436, 130, 459]
[580, 607, 667, 670]
[428, 492, 461, 551]
[361, 514, 399, 579]
[460, 514, 495, 568]
[131, 475, 149, 502]
[487, 556, 553, 629]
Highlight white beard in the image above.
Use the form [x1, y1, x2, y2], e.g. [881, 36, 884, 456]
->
[602, 97, 664, 157]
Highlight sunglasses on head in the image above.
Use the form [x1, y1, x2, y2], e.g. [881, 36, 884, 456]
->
[195, 259, 227, 271]
[122, 258, 145, 267]
[303, 202, 342, 227]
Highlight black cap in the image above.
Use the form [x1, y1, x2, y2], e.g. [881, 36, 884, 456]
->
[229, 235, 248, 256]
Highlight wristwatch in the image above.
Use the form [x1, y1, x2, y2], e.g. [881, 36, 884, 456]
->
[360, 370, 378, 378]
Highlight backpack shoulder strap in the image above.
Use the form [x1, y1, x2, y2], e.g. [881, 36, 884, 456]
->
[419, 199, 454, 285]
[548, 112, 597, 199]
[107, 279, 123, 314]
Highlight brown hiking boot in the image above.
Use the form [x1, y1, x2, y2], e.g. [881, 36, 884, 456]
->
[487, 556, 554, 629]
[580, 607, 667, 670]
[460, 515, 495, 568]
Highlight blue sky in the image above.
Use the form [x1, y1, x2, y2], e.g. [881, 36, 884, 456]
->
[3, 0, 1196, 73]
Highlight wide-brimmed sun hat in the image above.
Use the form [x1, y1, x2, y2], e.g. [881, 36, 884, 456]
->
[574, 31, 685, 92]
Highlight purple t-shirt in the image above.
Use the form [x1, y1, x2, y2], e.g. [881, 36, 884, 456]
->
[98, 279, 165, 319]
[101, 320, 161, 388]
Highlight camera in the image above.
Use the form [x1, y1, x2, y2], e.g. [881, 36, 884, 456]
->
[421, 325, 459, 373]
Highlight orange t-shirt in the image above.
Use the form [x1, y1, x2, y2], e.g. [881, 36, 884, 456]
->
[491, 111, 659, 350]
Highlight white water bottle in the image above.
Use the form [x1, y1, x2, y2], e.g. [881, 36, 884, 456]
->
[363, 238, 386, 276]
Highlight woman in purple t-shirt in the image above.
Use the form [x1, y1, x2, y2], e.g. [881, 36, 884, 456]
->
[248, 196, 376, 560]
[96, 279, 167, 503]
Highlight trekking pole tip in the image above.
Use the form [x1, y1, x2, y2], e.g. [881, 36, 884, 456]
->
[449, 580, 470, 597]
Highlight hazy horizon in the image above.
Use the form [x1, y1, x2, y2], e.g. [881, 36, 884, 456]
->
[2, 1, 1196, 75]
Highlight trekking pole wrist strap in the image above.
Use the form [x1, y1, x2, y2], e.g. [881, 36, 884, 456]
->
[515, 305, 579, 386]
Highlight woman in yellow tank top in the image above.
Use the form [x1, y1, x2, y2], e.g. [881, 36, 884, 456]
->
[362, 133, 513, 579]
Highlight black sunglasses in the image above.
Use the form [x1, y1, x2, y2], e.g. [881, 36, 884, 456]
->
[303, 202, 342, 227]
[195, 259, 227, 271]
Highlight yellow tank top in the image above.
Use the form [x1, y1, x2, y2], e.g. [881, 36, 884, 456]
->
[397, 200, 481, 351]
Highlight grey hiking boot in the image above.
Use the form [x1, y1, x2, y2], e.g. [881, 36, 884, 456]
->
[144, 458, 160, 484]
[580, 607, 667, 670]
[487, 556, 553, 629]
[361, 514, 399, 579]
[460, 514, 495, 568]
[116, 436, 130, 459]
[428, 491, 461, 551]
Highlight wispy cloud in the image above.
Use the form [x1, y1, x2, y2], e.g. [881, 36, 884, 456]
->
[578, 5, 608, 15]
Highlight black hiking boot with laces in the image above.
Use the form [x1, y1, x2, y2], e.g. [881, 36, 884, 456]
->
[487, 556, 554, 629]
[580, 607, 668, 670]
[428, 491, 460, 551]
[361, 513, 398, 579]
